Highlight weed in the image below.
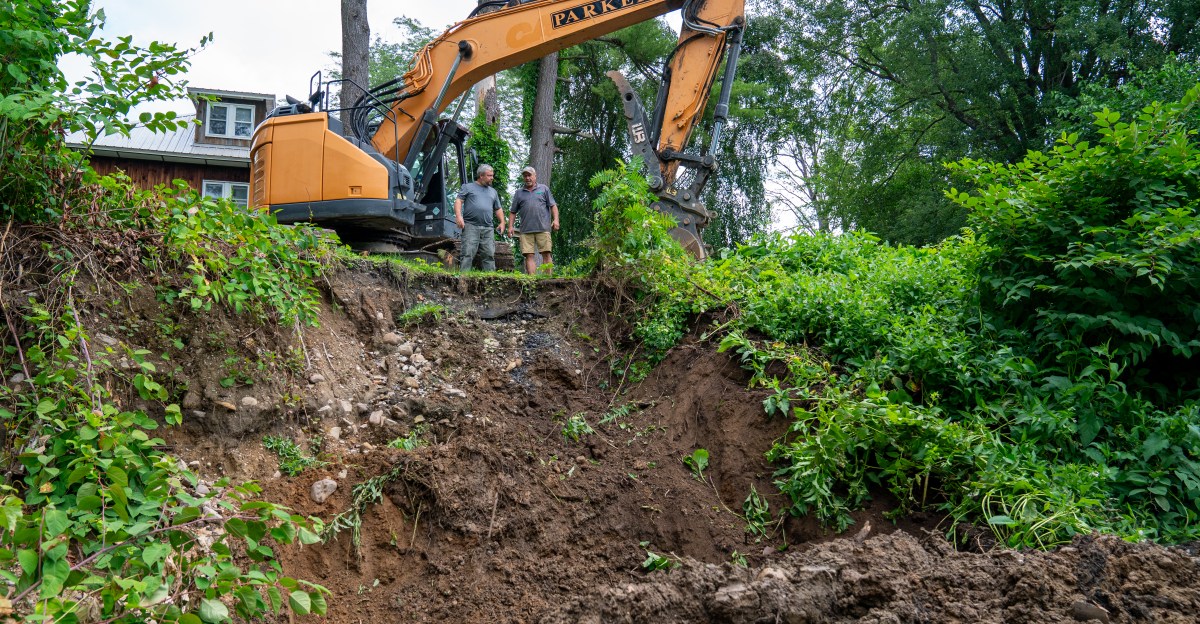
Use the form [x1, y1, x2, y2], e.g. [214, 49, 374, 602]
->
[639, 542, 679, 571]
[322, 466, 405, 552]
[599, 402, 636, 425]
[263, 435, 327, 476]
[397, 303, 446, 326]
[388, 426, 427, 451]
[743, 485, 771, 542]
[730, 551, 748, 567]
[561, 413, 595, 443]
[682, 448, 709, 480]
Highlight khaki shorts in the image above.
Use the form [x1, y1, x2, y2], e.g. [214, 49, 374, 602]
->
[518, 231, 552, 254]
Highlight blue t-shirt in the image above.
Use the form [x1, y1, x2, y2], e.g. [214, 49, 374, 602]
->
[510, 183, 556, 233]
[457, 182, 501, 227]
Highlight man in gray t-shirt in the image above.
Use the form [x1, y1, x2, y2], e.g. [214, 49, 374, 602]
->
[506, 166, 559, 275]
[454, 164, 506, 272]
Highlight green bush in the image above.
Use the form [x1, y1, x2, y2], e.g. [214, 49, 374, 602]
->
[948, 85, 1200, 398]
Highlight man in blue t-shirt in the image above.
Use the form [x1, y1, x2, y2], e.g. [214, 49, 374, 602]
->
[506, 166, 559, 275]
[454, 164, 507, 272]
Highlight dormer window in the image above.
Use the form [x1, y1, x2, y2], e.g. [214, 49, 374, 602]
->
[206, 103, 255, 138]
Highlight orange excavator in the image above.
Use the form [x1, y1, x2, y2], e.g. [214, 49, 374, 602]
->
[249, 0, 745, 259]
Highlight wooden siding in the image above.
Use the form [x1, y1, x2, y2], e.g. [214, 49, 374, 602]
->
[193, 97, 271, 147]
[88, 157, 249, 191]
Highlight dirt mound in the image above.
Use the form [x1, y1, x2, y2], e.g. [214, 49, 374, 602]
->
[81, 260, 1199, 623]
[545, 532, 1200, 623]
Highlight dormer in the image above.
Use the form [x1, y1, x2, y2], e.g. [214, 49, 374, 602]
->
[188, 87, 276, 147]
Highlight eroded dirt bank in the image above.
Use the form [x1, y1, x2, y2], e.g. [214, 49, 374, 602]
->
[95, 262, 1200, 623]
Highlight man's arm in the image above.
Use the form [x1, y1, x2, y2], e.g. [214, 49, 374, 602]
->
[493, 192, 505, 233]
[454, 197, 465, 229]
[550, 203, 560, 231]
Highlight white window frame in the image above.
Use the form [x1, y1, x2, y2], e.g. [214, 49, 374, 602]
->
[205, 102, 256, 139]
[202, 180, 250, 206]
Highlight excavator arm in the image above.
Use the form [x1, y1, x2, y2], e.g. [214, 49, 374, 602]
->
[251, 0, 744, 257]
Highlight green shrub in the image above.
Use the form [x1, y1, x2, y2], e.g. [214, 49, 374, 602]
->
[0, 300, 327, 621]
[948, 85, 1200, 399]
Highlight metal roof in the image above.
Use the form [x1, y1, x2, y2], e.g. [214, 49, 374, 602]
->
[65, 115, 250, 167]
[187, 86, 277, 103]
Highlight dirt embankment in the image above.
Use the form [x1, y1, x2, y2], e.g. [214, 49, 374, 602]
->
[80, 262, 1200, 623]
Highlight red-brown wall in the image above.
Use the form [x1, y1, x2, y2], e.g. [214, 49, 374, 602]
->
[88, 157, 248, 191]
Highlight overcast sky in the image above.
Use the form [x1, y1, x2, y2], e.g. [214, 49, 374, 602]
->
[63, 0, 481, 110]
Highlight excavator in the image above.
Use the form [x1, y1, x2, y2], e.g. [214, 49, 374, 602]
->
[249, 0, 745, 260]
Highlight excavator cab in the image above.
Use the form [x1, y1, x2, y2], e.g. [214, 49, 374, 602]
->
[252, 74, 466, 253]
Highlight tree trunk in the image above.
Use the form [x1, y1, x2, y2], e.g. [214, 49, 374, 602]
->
[527, 52, 559, 188]
[340, 0, 370, 133]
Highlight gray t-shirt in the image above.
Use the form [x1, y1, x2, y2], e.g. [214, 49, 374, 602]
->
[457, 182, 501, 227]
[510, 183, 556, 233]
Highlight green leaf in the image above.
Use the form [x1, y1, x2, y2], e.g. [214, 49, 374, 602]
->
[179, 614, 203, 624]
[142, 542, 171, 567]
[77, 495, 103, 511]
[39, 556, 69, 598]
[288, 590, 311, 614]
[17, 549, 38, 575]
[198, 598, 230, 623]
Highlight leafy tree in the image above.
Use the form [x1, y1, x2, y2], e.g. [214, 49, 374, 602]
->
[328, 17, 437, 93]
[0, 0, 200, 221]
[465, 110, 513, 206]
[1050, 56, 1200, 140]
[777, 0, 1200, 244]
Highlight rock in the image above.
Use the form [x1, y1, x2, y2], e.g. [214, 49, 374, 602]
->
[376, 311, 385, 321]
[338, 469, 348, 479]
[182, 390, 201, 409]
[95, 333, 119, 346]
[412, 415, 426, 424]
[196, 483, 211, 496]
[357, 402, 370, 415]
[8, 373, 25, 385]
[272, 470, 282, 479]
[368, 411, 386, 426]
[339, 399, 353, 415]
[1071, 601, 1110, 623]
[309, 373, 326, 384]
[404, 377, 420, 389]
[215, 401, 237, 411]
[755, 567, 789, 582]
[191, 410, 207, 419]
[202, 503, 221, 519]
[240, 396, 259, 408]
[316, 404, 333, 414]
[383, 332, 403, 345]
[328, 426, 342, 441]
[442, 386, 467, 399]
[310, 479, 338, 503]
[575, 456, 587, 464]
[398, 343, 415, 357]
[412, 353, 428, 366]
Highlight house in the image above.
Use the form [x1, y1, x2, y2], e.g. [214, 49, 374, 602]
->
[67, 87, 276, 205]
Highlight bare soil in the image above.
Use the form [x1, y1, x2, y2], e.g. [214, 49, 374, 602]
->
[63, 259, 1200, 623]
